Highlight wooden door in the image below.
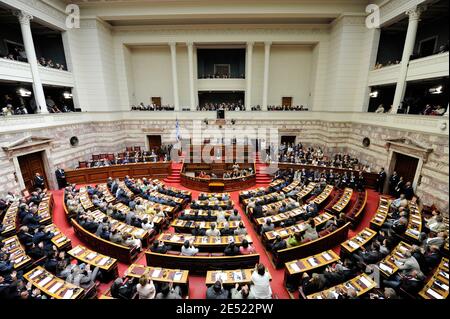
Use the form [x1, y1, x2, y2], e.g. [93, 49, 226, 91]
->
[282, 96, 292, 107]
[147, 135, 162, 152]
[151, 97, 161, 107]
[18, 151, 47, 191]
[281, 136, 296, 145]
[393, 153, 419, 184]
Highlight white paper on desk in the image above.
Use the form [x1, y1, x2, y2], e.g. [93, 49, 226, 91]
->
[4, 237, 15, 244]
[323, 252, 332, 261]
[427, 288, 444, 299]
[171, 235, 180, 242]
[63, 289, 74, 299]
[233, 271, 243, 281]
[29, 269, 43, 280]
[290, 263, 301, 273]
[98, 257, 108, 266]
[15, 256, 24, 264]
[86, 252, 97, 260]
[440, 271, 449, 280]
[173, 272, 183, 281]
[71, 247, 83, 255]
[356, 236, 365, 243]
[55, 236, 67, 244]
[379, 263, 392, 274]
[359, 276, 372, 288]
[363, 230, 372, 237]
[152, 269, 161, 278]
[435, 281, 449, 291]
[348, 241, 360, 249]
[135, 229, 145, 237]
[280, 230, 289, 236]
[308, 258, 318, 267]
[37, 276, 52, 287]
[48, 282, 63, 294]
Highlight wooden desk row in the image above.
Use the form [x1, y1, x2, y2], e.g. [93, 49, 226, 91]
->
[369, 196, 390, 230]
[311, 185, 334, 206]
[256, 206, 304, 226]
[239, 187, 269, 202]
[135, 196, 175, 215]
[282, 180, 300, 194]
[306, 273, 376, 299]
[418, 258, 449, 299]
[181, 208, 232, 219]
[198, 192, 230, 200]
[171, 219, 240, 231]
[114, 202, 165, 228]
[24, 266, 85, 299]
[340, 227, 377, 255]
[78, 187, 94, 211]
[285, 250, 340, 276]
[242, 191, 281, 207]
[148, 191, 184, 205]
[1, 201, 19, 237]
[37, 193, 53, 225]
[206, 268, 272, 286]
[158, 232, 252, 249]
[191, 199, 234, 209]
[65, 162, 172, 184]
[68, 245, 118, 281]
[145, 250, 260, 274]
[44, 223, 72, 251]
[180, 173, 256, 192]
[1, 235, 32, 270]
[378, 241, 413, 277]
[263, 212, 334, 242]
[97, 184, 115, 203]
[294, 182, 317, 200]
[404, 201, 423, 243]
[262, 198, 297, 214]
[331, 188, 353, 212]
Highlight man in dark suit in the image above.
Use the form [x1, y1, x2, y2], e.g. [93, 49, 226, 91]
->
[403, 181, 414, 200]
[55, 167, 67, 189]
[33, 173, 45, 190]
[388, 171, 399, 196]
[376, 168, 386, 193]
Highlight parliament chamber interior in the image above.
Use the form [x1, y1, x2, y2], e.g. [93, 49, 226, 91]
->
[0, 0, 449, 308]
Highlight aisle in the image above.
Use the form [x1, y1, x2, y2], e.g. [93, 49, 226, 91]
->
[51, 181, 379, 299]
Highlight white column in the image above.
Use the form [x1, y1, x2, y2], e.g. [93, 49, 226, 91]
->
[262, 41, 272, 111]
[245, 41, 254, 111]
[187, 42, 195, 111]
[169, 42, 180, 111]
[15, 11, 48, 114]
[392, 6, 425, 113]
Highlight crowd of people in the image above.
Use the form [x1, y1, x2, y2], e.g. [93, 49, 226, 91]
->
[198, 73, 245, 79]
[130, 103, 175, 111]
[1, 47, 66, 70]
[197, 102, 244, 111]
[1, 94, 73, 116]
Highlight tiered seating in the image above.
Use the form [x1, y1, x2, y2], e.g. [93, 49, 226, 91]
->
[261, 198, 297, 215]
[1, 235, 33, 270]
[263, 212, 334, 244]
[255, 207, 305, 228]
[340, 227, 377, 256]
[180, 208, 233, 220]
[310, 185, 333, 206]
[403, 201, 423, 243]
[157, 233, 252, 251]
[206, 268, 271, 286]
[305, 273, 376, 299]
[238, 187, 268, 202]
[331, 188, 353, 213]
[369, 196, 390, 230]
[191, 199, 234, 210]
[198, 192, 230, 200]
[282, 180, 300, 193]
[24, 266, 85, 299]
[346, 190, 368, 228]
[272, 222, 351, 268]
[44, 224, 72, 251]
[71, 218, 139, 264]
[68, 245, 119, 282]
[242, 191, 281, 208]
[114, 202, 165, 232]
[295, 182, 317, 200]
[1, 201, 19, 237]
[284, 250, 340, 288]
[37, 192, 53, 224]
[171, 219, 240, 232]
[125, 264, 190, 296]
[78, 187, 94, 210]
[418, 258, 449, 299]
[378, 241, 413, 277]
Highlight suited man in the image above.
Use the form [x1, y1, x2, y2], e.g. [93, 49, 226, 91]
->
[55, 167, 67, 189]
[376, 168, 386, 193]
[388, 171, 399, 196]
[403, 182, 414, 200]
[33, 173, 45, 190]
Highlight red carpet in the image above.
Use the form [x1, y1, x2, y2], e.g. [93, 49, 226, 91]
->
[51, 177, 379, 299]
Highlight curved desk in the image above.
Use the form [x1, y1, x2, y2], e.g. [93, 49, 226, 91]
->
[145, 251, 260, 274]
[65, 162, 172, 184]
[181, 174, 256, 192]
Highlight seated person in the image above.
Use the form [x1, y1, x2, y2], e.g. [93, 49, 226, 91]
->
[239, 239, 256, 255]
[250, 263, 272, 299]
[205, 223, 221, 237]
[270, 235, 287, 252]
[231, 283, 254, 299]
[224, 241, 240, 256]
[181, 240, 198, 256]
[234, 222, 247, 236]
[206, 280, 228, 299]
[156, 282, 182, 299]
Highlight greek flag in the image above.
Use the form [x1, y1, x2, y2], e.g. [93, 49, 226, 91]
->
[175, 118, 180, 142]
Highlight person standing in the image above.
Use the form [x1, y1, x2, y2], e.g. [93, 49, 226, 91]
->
[33, 173, 45, 190]
[55, 167, 67, 189]
[388, 171, 399, 196]
[376, 168, 386, 194]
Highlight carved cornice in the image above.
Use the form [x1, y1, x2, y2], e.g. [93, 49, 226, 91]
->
[385, 138, 433, 162]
